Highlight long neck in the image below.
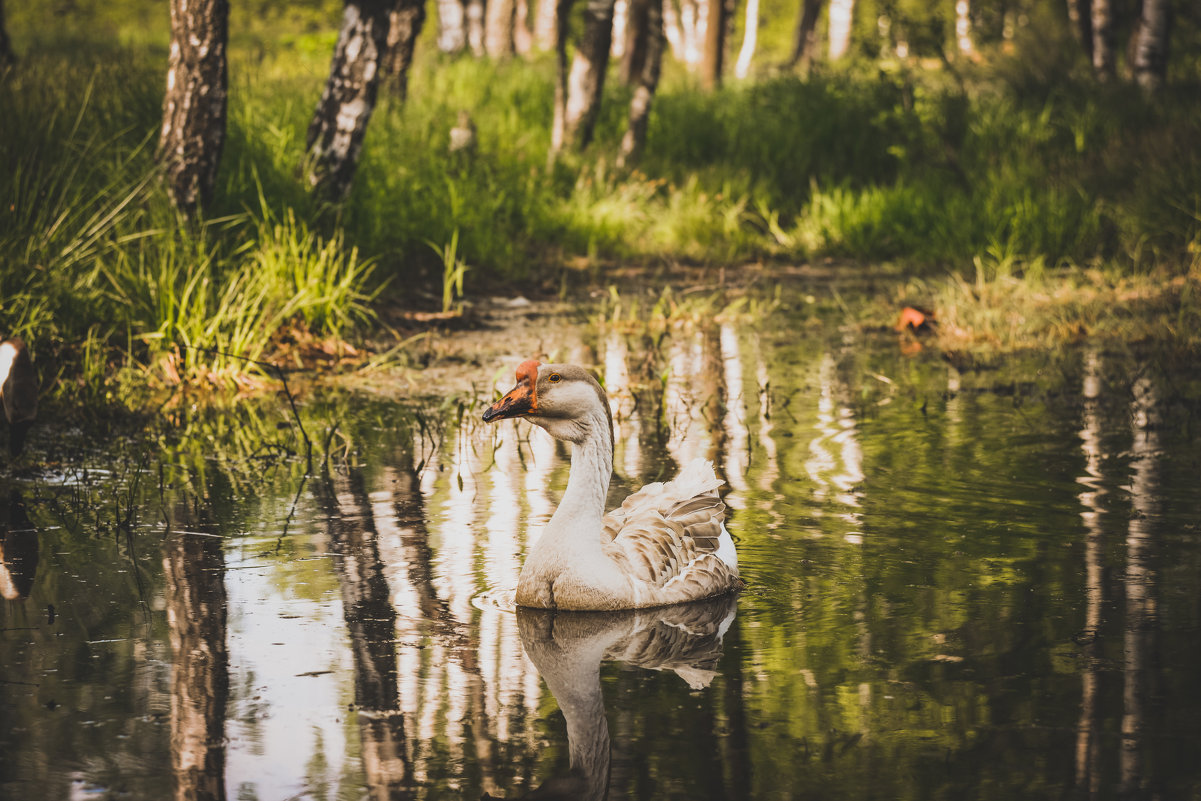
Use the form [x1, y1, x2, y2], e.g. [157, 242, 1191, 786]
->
[547, 408, 613, 538]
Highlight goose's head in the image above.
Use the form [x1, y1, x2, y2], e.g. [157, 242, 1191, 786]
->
[483, 359, 613, 445]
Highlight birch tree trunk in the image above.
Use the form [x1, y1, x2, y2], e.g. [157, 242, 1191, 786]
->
[515, 0, 534, 53]
[165, 529, 228, 801]
[618, 0, 663, 165]
[534, 0, 558, 49]
[305, 0, 392, 202]
[467, 0, 486, 55]
[827, 0, 854, 60]
[436, 0, 468, 53]
[158, 0, 229, 215]
[612, 0, 629, 58]
[1066, 0, 1093, 64]
[789, 0, 823, 69]
[0, 0, 15, 67]
[384, 0, 428, 99]
[699, 0, 727, 88]
[554, 0, 617, 152]
[1090, 0, 1114, 80]
[621, 0, 651, 83]
[1132, 0, 1170, 92]
[661, 0, 685, 60]
[954, 0, 973, 57]
[733, 0, 758, 79]
[485, 0, 517, 57]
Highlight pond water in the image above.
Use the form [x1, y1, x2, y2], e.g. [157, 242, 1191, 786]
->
[2, 282, 1200, 801]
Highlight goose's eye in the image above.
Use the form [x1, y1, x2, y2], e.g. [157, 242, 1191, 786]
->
[548, 373, 562, 383]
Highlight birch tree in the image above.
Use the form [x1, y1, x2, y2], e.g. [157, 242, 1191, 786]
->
[700, 0, 727, 88]
[305, 0, 392, 202]
[1090, 0, 1115, 80]
[436, 0, 467, 53]
[467, 0, 487, 55]
[955, 0, 973, 57]
[1132, 0, 1170, 92]
[158, 0, 229, 215]
[789, 0, 823, 69]
[384, 0, 428, 99]
[534, 0, 558, 49]
[734, 0, 759, 79]
[552, 0, 617, 152]
[828, 0, 854, 60]
[485, 0, 517, 57]
[619, 0, 663, 165]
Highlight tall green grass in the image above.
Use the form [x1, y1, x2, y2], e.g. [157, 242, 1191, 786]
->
[1, 7, 1199, 395]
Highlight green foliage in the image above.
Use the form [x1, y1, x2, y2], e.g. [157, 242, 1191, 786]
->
[2, 3, 1200, 392]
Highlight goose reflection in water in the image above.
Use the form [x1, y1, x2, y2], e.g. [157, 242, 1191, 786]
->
[0, 489, 37, 601]
[485, 595, 737, 801]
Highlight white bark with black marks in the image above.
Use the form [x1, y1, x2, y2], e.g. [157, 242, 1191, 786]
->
[158, 0, 229, 214]
[554, 0, 616, 152]
[305, 1, 392, 202]
[1090, 0, 1114, 80]
[618, 0, 663, 165]
[384, 0, 428, 99]
[1133, 0, 1170, 92]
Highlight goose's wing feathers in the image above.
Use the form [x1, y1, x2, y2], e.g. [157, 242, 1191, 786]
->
[602, 459, 736, 594]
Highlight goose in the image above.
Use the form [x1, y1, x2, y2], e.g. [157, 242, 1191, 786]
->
[482, 359, 741, 610]
[0, 339, 37, 457]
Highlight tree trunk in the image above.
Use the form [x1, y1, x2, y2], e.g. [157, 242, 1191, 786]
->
[955, 0, 973, 57]
[618, 0, 663, 165]
[1132, 0, 1170, 92]
[436, 0, 468, 52]
[612, 0, 629, 58]
[305, 0, 392, 203]
[827, 0, 853, 60]
[158, 0, 229, 215]
[733, 0, 758, 78]
[534, 0, 558, 49]
[384, 0, 428, 99]
[661, 0, 685, 60]
[700, 0, 727, 88]
[1090, 0, 1114, 80]
[554, 0, 617, 152]
[165, 530, 228, 801]
[467, 0, 487, 55]
[0, 0, 16, 67]
[515, 0, 534, 53]
[789, 0, 823, 69]
[680, 0, 703, 66]
[485, 0, 517, 57]
[621, 0, 650, 83]
[1066, 0, 1093, 64]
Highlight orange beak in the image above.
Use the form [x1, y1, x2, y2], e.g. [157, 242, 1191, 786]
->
[483, 359, 540, 422]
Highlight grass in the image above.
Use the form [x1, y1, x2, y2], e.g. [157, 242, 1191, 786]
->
[1, 6, 1200, 398]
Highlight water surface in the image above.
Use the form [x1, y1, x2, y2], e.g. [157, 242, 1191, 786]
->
[2, 288, 1200, 800]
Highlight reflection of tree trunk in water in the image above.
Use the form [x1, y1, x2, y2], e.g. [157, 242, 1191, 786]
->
[1120, 377, 1159, 796]
[700, 324, 728, 483]
[164, 527, 228, 801]
[719, 616, 752, 800]
[390, 464, 452, 623]
[317, 471, 414, 799]
[1074, 349, 1105, 797]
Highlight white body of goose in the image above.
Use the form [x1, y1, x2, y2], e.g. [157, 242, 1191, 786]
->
[482, 359, 741, 610]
